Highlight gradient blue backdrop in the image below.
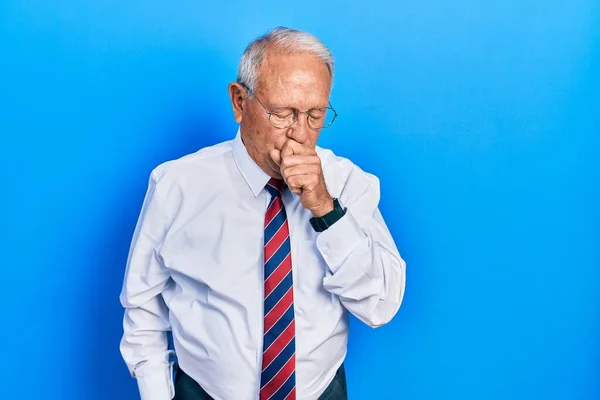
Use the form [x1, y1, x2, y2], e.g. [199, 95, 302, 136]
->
[1, 1, 598, 399]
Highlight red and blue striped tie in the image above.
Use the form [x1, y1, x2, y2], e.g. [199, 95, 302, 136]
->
[260, 178, 296, 400]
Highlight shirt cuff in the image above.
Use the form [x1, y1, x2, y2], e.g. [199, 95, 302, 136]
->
[134, 361, 175, 400]
[315, 209, 366, 273]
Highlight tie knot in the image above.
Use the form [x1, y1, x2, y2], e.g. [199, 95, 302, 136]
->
[265, 178, 285, 197]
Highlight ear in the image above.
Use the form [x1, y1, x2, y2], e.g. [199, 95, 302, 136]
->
[228, 82, 247, 124]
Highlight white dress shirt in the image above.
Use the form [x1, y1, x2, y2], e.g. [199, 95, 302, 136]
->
[119, 129, 406, 400]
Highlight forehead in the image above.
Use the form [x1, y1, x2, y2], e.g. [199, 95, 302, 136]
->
[256, 49, 331, 107]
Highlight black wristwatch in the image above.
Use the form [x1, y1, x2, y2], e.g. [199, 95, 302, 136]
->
[309, 198, 347, 232]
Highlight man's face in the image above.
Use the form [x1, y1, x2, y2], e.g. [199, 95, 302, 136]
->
[230, 49, 332, 179]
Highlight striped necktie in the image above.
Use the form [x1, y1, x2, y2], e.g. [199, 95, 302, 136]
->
[260, 178, 296, 400]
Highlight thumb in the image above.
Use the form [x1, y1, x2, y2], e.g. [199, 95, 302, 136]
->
[269, 148, 282, 166]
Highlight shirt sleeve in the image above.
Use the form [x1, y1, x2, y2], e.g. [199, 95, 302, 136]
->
[317, 162, 406, 328]
[119, 170, 175, 400]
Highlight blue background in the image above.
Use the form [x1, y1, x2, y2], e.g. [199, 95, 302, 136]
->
[1, 1, 598, 399]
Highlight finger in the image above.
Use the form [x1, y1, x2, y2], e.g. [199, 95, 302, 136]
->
[286, 174, 319, 193]
[285, 174, 304, 194]
[280, 139, 302, 158]
[286, 181, 302, 194]
[280, 154, 321, 170]
[269, 148, 282, 166]
[281, 139, 312, 158]
[273, 133, 288, 151]
[282, 163, 321, 180]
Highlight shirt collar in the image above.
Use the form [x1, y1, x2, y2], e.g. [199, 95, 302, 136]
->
[232, 127, 271, 198]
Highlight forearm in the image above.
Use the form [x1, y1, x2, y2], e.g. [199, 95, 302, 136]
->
[120, 292, 175, 400]
[318, 208, 406, 327]
[119, 169, 177, 399]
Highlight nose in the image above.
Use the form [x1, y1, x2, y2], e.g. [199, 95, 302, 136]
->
[286, 113, 311, 144]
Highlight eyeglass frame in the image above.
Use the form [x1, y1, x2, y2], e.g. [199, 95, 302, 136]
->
[238, 81, 338, 130]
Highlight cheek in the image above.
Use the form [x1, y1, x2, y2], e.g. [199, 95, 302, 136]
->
[267, 128, 287, 149]
[245, 112, 273, 147]
[308, 131, 320, 147]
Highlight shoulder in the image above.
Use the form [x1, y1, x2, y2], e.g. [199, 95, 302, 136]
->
[316, 145, 380, 186]
[143, 139, 235, 219]
[148, 138, 234, 192]
[316, 145, 381, 199]
[130, 138, 237, 227]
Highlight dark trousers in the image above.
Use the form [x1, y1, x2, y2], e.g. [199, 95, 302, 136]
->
[173, 363, 348, 400]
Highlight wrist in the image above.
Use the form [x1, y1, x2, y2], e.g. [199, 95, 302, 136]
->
[311, 197, 334, 217]
[309, 198, 347, 232]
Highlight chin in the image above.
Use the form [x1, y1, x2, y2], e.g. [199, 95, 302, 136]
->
[269, 168, 283, 179]
[266, 159, 282, 178]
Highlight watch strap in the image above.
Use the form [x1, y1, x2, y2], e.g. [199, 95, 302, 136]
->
[309, 198, 346, 232]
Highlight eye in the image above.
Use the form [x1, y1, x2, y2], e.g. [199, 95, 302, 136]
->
[308, 109, 327, 120]
[271, 107, 294, 119]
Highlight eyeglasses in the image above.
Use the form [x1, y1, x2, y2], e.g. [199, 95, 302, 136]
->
[239, 82, 338, 130]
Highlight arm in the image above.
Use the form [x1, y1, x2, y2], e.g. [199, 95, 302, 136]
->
[119, 170, 175, 400]
[317, 164, 406, 328]
[274, 137, 406, 328]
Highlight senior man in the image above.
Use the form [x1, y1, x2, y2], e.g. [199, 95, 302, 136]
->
[119, 26, 406, 400]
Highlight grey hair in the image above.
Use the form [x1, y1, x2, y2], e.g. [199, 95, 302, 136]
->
[236, 26, 334, 93]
